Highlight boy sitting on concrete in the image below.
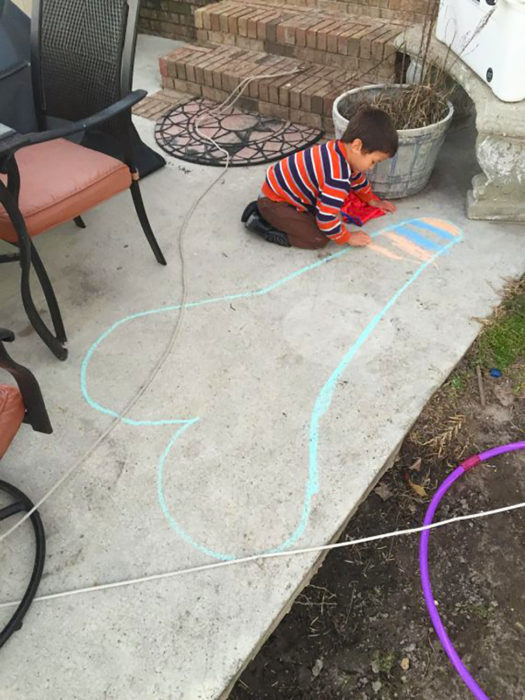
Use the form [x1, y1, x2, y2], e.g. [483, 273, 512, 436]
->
[241, 106, 398, 249]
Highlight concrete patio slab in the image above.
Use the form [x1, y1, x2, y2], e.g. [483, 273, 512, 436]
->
[1, 37, 524, 699]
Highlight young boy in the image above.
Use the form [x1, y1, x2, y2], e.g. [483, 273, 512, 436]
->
[241, 106, 398, 249]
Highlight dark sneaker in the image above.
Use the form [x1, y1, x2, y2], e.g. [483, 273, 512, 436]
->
[241, 200, 259, 223]
[242, 201, 291, 247]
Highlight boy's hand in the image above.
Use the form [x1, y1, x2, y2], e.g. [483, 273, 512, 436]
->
[372, 198, 396, 213]
[348, 231, 371, 247]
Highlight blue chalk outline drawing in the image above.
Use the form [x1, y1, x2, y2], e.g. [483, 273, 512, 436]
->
[81, 218, 463, 561]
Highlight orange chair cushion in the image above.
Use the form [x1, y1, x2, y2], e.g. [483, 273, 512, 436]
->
[0, 138, 132, 243]
[0, 384, 25, 458]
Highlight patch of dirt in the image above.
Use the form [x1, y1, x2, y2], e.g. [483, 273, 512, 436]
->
[230, 284, 525, 699]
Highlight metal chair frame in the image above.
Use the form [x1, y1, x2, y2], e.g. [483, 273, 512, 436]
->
[0, 327, 51, 648]
[0, 0, 166, 360]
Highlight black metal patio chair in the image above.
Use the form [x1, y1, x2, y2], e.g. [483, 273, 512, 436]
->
[0, 0, 167, 361]
[0, 327, 51, 648]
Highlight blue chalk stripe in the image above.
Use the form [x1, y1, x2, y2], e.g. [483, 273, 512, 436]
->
[408, 220, 457, 241]
[393, 225, 443, 251]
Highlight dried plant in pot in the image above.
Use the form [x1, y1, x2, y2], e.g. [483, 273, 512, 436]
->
[333, 83, 453, 199]
[332, 2, 456, 199]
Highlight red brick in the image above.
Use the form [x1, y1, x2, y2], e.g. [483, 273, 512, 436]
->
[345, 23, 368, 57]
[212, 56, 232, 89]
[209, 11, 221, 32]
[173, 78, 190, 92]
[201, 85, 227, 102]
[247, 10, 272, 40]
[214, 3, 238, 33]
[191, 50, 215, 85]
[194, 8, 205, 29]
[247, 58, 285, 101]
[276, 18, 297, 46]
[326, 22, 348, 53]
[265, 16, 281, 43]
[237, 9, 253, 36]
[310, 80, 337, 115]
[316, 20, 341, 52]
[252, 56, 290, 95]
[221, 52, 250, 92]
[357, 29, 375, 59]
[257, 12, 279, 40]
[323, 88, 341, 116]
[257, 58, 289, 101]
[299, 67, 327, 112]
[202, 8, 213, 30]
[213, 2, 236, 31]
[211, 48, 248, 89]
[295, 16, 321, 48]
[367, 23, 390, 55]
[258, 101, 289, 121]
[269, 62, 300, 105]
[307, 18, 336, 50]
[167, 58, 179, 78]
[236, 95, 259, 112]
[239, 8, 266, 37]
[296, 110, 322, 129]
[370, 29, 388, 60]
[278, 66, 309, 108]
[176, 59, 188, 80]
[289, 72, 321, 110]
[219, 9, 230, 33]
[336, 23, 360, 56]
[304, 19, 323, 49]
[185, 61, 197, 83]
[227, 6, 252, 35]
[289, 105, 322, 129]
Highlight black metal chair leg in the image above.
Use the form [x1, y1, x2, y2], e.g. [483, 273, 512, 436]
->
[0, 188, 67, 360]
[30, 242, 67, 345]
[73, 216, 86, 229]
[19, 244, 68, 361]
[0, 480, 46, 649]
[130, 181, 167, 265]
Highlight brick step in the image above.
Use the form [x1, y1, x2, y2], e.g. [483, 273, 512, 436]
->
[194, 1, 402, 78]
[245, 0, 428, 24]
[160, 44, 370, 132]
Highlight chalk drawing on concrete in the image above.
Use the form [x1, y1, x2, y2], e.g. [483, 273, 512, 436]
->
[81, 217, 462, 561]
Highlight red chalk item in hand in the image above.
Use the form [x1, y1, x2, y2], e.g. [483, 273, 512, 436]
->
[341, 191, 386, 227]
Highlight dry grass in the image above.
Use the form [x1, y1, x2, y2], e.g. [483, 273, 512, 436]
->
[408, 275, 525, 461]
[413, 414, 466, 458]
[338, 86, 449, 131]
[339, 0, 495, 130]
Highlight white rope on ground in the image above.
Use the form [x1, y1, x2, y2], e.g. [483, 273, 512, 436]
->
[0, 500, 523, 609]
[0, 65, 304, 545]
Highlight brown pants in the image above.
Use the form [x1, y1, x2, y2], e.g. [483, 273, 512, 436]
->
[257, 197, 328, 250]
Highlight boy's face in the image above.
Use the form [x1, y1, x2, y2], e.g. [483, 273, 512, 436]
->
[344, 139, 391, 172]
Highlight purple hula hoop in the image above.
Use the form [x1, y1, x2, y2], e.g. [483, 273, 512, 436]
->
[419, 441, 525, 699]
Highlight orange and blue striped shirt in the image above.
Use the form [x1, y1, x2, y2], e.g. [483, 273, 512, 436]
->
[261, 140, 374, 244]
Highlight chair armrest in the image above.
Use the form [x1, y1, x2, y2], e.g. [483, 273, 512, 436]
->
[0, 334, 52, 434]
[0, 89, 146, 159]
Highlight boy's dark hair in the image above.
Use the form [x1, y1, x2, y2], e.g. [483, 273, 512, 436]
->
[341, 105, 398, 156]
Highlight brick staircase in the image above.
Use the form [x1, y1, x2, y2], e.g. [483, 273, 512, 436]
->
[158, 1, 405, 133]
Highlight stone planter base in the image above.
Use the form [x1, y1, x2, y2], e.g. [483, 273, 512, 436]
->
[397, 27, 525, 223]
